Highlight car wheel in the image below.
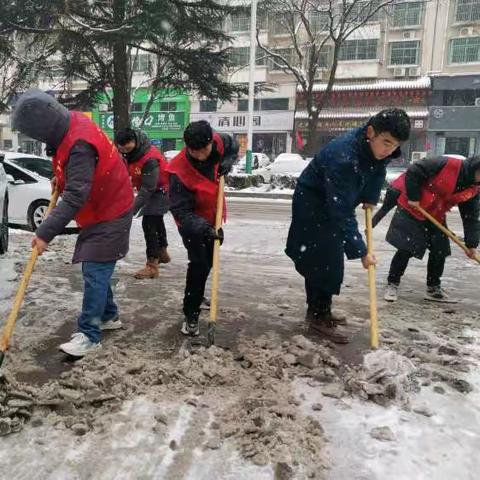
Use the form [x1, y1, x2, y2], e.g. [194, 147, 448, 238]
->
[0, 195, 9, 254]
[28, 200, 50, 232]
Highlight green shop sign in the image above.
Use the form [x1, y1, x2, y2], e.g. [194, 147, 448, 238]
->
[100, 111, 185, 131]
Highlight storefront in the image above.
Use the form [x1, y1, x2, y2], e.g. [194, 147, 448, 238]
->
[91, 88, 190, 151]
[427, 75, 480, 157]
[295, 77, 431, 165]
[190, 110, 295, 159]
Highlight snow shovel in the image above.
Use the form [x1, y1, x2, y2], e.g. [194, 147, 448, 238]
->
[365, 207, 379, 349]
[0, 190, 59, 368]
[416, 205, 480, 265]
[207, 175, 225, 347]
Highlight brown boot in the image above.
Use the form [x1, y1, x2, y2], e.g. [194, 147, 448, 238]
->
[158, 247, 171, 264]
[308, 311, 349, 344]
[134, 258, 159, 279]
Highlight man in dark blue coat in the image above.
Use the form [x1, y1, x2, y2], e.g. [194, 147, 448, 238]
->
[286, 108, 411, 343]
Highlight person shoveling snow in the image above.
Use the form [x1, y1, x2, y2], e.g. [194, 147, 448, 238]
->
[373, 155, 480, 303]
[11, 89, 134, 358]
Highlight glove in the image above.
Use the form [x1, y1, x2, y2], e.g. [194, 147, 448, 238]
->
[207, 226, 224, 245]
[218, 156, 236, 177]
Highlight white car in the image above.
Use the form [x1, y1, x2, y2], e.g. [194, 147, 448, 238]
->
[164, 150, 181, 161]
[256, 153, 308, 183]
[0, 151, 76, 231]
[235, 153, 271, 173]
[0, 156, 9, 253]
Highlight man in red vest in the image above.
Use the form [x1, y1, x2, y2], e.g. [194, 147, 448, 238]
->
[168, 121, 238, 336]
[373, 155, 480, 303]
[115, 128, 170, 279]
[12, 89, 134, 357]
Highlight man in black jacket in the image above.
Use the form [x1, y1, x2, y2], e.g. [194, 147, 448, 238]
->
[168, 121, 238, 336]
[373, 155, 480, 303]
[115, 128, 170, 279]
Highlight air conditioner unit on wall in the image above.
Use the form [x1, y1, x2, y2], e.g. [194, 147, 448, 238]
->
[393, 67, 407, 77]
[460, 27, 475, 36]
[408, 67, 420, 77]
[403, 31, 416, 39]
[411, 151, 427, 162]
[475, 97, 480, 107]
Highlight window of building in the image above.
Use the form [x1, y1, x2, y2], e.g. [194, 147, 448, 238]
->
[131, 54, 151, 72]
[309, 10, 329, 33]
[160, 102, 177, 111]
[339, 39, 378, 61]
[455, 0, 480, 22]
[317, 46, 331, 68]
[3, 140, 12, 150]
[345, 1, 382, 23]
[237, 98, 289, 111]
[393, 1, 424, 27]
[389, 40, 420, 65]
[199, 100, 217, 112]
[231, 47, 250, 67]
[270, 12, 293, 35]
[231, 13, 250, 32]
[445, 137, 475, 157]
[450, 37, 480, 63]
[230, 47, 267, 68]
[268, 48, 299, 70]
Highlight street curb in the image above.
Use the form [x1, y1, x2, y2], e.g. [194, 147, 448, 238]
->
[226, 191, 293, 200]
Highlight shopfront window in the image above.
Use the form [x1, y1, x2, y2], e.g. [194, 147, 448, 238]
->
[445, 136, 476, 156]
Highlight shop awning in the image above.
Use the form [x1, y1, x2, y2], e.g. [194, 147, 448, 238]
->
[300, 77, 431, 93]
[295, 108, 429, 120]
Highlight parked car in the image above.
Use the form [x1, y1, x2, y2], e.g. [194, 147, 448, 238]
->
[164, 150, 181, 161]
[0, 151, 76, 231]
[0, 156, 9, 253]
[234, 153, 271, 173]
[256, 153, 308, 183]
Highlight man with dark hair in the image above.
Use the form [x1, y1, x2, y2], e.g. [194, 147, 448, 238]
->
[115, 128, 170, 279]
[286, 108, 411, 344]
[373, 155, 480, 303]
[12, 89, 134, 357]
[168, 120, 239, 336]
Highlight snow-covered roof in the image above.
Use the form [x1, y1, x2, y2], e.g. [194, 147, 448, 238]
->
[300, 77, 431, 93]
[295, 108, 429, 119]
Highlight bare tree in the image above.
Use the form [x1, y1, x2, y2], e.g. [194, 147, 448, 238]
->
[257, 0, 397, 153]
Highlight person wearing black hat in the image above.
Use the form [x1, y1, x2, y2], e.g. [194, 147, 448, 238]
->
[168, 121, 239, 336]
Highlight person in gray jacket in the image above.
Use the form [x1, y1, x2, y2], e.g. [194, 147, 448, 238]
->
[12, 89, 134, 358]
[115, 128, 171, 279]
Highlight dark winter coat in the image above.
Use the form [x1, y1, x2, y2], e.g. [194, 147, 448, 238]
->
[169, 133, 239, 240]
[286, 126, 399, 295]
[12, 89, 133, 263]
[385, 155, 480, 259]
[124, 129, 169, 217]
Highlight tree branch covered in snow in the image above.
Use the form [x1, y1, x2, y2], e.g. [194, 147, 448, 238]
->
[258, 0, 397, 153]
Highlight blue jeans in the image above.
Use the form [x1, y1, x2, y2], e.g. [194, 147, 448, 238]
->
[77, 261, 118, 343]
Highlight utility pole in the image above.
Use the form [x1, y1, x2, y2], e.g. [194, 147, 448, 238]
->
[246, 0, 258, 174]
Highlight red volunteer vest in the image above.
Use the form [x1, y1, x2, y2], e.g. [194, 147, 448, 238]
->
[53, 111, 134, 228]
[128, 146, 169, 192]
[392, 156, 479, 222]
[167, 133, 227, 226]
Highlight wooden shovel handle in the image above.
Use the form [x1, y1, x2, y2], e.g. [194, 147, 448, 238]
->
[415, 205, 480, 264]
[209, 176, 225, 324]
[365, 207, 379, 349]
[0, 190, 60, 353]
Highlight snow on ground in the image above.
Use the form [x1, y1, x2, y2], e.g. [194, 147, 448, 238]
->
[0, 205, 479, 479]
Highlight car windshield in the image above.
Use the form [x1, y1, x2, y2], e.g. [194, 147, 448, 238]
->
[10, 157, 53, 179]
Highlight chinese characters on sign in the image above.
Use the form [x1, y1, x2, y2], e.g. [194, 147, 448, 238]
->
[100, 111, 185, 131]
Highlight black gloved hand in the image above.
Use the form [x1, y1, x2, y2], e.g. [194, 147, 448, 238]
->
[218, 155, 236, 177]
[207, 226, 224, 245]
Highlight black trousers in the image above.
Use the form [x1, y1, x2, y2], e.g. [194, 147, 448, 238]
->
[181, 233, 214, 319]
[304, 278, 332, 313]
[388, 249, 446, 287]
[142, 215, 168, 259]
